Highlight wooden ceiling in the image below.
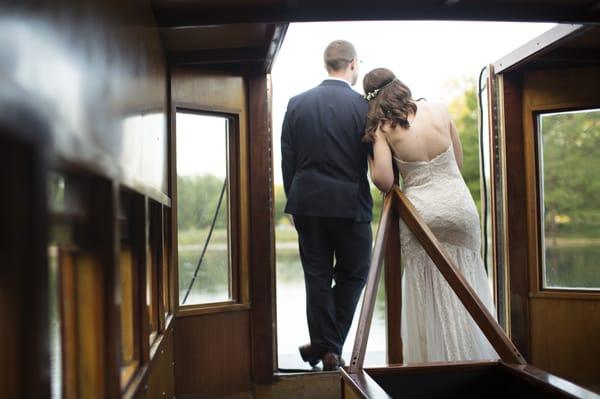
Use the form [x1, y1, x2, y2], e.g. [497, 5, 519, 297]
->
[151, 0, 600, 72]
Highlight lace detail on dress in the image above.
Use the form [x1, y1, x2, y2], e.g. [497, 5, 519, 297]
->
[393, 141, 499, 363]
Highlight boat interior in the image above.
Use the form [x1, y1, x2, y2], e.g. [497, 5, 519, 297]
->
[1, 1, 600, 398]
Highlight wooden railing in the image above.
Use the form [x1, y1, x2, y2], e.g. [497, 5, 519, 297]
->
[349, 187, 526, 373]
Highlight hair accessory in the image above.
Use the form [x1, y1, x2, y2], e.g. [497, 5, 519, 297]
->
[364, 78, 398, 101]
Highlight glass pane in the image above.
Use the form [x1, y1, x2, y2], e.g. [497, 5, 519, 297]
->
[539, 109, 600, 290]
[176, 112, 231, 305]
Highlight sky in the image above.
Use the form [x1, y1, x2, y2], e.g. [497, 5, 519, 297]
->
[271, 21, 556, 184]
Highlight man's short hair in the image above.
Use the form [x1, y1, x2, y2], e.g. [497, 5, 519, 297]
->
[324, 40, 357, 72]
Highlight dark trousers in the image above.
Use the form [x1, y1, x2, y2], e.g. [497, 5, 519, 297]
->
[294, 215, 372, 356]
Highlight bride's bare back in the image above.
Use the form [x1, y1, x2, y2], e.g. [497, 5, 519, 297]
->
[369, 100, 464, 192]
[383, 101, 463, 165]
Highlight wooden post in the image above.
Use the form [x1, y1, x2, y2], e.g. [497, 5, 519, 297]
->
[248, 73, 277, 383]
[384, 204, 403, 365]
[349, 194, 394, 373]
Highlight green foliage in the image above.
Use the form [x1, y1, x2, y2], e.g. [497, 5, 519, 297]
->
[448, 80, 482, 212]
[177, 175, 228, 231]
[273, 184, 288, 225]
[541, 110, 600, 238]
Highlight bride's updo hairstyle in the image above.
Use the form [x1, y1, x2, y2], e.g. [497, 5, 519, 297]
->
[363, 68, 417, 142]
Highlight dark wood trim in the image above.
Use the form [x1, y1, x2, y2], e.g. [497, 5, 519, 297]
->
[493, 24, 584, 74]
[499, 72, 531, 360]
[349, 194, 394, 373]
[168, 46, 267, 66]
[0, 136, 50, 398]
[365, 360, 500, 375]
[174, 101, 243, 116]
[176, 302, 251, 317]
[541, 47, 600, 65]
[264, 23, 289, 74]
[340, 368, 392, 399]
[486, 64, 502, 325]
[384, 204, 403, 365]
[500, 363, 600, 398]
[248, 74, 277, 383]
[393, 187, 526, 365]
[228, 115, 242, 303]
[122, 320, 176, 398]
[154, 3, 600, 27]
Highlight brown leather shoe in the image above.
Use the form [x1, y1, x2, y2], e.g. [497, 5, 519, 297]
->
[298, 344, 321, 367]
[322, 352, 341, 371]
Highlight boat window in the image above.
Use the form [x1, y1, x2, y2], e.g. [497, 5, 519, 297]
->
[176, 112, 232, 306]
[538, 108, 600, 290]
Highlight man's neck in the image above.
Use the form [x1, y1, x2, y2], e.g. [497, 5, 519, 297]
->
[326, 76, 352, 86]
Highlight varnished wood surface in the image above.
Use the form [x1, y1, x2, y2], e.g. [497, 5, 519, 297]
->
[392, 188, 526, 365]
[498, 72, 532, 360]
[529, 299, 600, 393]
[340, 368, 392, 399]
[384, 206, 403, 364]
[0, 138, 49, 398]
[248, 74, 277, 383]
[349, 194, 394, 373]
[174, 311, 252, 398]
[501, 363, 600, 398]
[517, 66, 600, 392]
[343, 360, 598, 398]
[0, 0, 169, 201]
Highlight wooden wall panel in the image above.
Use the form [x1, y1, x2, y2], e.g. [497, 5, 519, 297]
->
[0, 0, 169, 201]
[174, 310, 252, 398]
[0, 137, 49, 398]
[530, 298, 600, 392]
[145, 326, 176, 399]
[520, 66, 600, 393]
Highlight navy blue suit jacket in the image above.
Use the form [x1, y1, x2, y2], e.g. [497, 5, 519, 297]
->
[281, 79, 373, 222]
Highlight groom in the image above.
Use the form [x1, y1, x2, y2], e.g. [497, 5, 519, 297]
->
[281, 40, 373, 371]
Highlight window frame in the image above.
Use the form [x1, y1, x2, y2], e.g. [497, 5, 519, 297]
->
[532, 104, 600, 298]
[172, 106, 244, 314]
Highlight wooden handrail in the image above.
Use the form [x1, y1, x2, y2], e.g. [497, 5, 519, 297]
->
[349, 193, 394, 373]
[350, 187, 525, 373]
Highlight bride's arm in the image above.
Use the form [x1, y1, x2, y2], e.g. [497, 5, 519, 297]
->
[368, 127, 395, 193]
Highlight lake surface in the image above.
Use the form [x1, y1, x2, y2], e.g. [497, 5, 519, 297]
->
[545, 243, 600, 289]
[175, 229, 600, 369]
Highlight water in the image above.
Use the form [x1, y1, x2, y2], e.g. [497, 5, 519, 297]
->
[178, 246, 231, 305]
[545, 243, 600, 289]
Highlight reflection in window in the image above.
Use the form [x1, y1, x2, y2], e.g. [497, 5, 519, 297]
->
[539, 109, 600, 290]
[176, 112, 231, 305]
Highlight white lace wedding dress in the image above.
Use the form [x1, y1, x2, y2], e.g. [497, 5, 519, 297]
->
[396, 142, 499, 363]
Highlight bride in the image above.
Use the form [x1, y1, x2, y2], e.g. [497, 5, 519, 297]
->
[363, 68, 499, 363]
